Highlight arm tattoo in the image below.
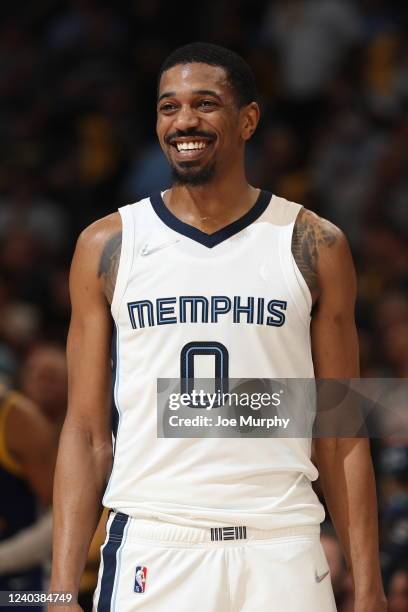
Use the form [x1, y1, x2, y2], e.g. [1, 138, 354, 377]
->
[291, 209, 337, 303]
[98, 232, 122, 304]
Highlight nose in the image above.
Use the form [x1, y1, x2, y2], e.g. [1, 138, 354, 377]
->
[173, 104, 200, 130]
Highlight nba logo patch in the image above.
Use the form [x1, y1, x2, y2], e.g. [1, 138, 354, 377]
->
[134, 566, 148, 593]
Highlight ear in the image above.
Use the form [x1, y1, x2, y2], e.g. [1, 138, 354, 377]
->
[240, 102, 260, 141]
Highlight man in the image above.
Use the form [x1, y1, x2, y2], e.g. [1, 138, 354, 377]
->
[0, 382, 56, 611]
[20, 343, 68, 430]
[51, 43, 386, 611]
[0, 343, 68, 592]
[19, 343, 106, 609]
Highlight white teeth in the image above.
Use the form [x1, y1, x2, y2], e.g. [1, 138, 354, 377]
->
[176, 141, 207, 151]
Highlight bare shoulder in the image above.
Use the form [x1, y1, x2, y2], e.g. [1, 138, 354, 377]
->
[75, 212, 122, 304]
[291, 207, 351, 303]
[76, 212, 122, 258]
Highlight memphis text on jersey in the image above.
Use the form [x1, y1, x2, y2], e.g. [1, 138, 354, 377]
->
[127, 295, 287, 329]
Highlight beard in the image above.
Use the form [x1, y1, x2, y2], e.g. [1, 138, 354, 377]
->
[170, 160, 216, 186]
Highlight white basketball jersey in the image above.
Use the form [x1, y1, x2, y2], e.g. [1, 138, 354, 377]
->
[103, 190, 325, 529]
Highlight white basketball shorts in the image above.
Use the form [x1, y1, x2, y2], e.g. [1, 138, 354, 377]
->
[93, 511, 337, 611]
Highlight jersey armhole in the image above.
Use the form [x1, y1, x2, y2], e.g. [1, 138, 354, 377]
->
[111, 205, 135, 320]
[291, 206, 313, 315]
[279, 204, 313, 322]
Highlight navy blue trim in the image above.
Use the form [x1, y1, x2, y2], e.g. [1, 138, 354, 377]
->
[150, 190, 272, 248]
[97, 513, 129, 612]
[111, 326, 119, 442]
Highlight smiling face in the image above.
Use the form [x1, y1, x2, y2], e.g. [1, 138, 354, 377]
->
[157, 62, 258, 186]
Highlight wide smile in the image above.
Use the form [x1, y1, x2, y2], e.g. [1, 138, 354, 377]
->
[169, 138, 215, 161]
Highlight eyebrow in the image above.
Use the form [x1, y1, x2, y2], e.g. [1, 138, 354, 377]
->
[157, 89, 222, 103]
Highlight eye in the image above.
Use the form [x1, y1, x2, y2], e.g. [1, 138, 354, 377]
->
[198, 100, 217, 110]
[159, 102, 178, 113]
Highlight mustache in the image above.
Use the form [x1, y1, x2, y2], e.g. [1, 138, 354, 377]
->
[165, 129, 215, 145]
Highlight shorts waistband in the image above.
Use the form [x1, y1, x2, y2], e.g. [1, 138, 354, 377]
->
[111, 512, 320, 544]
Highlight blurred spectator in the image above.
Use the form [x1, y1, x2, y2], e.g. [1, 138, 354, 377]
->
[20, 343, 67, 428]
[119, 142, 171, 202]
[18, 343, 107, 611]
[250, 121, 307, 200]
[0, 384, 56, 609]
[0, 303, 41, 357]
[262, 0, 362, 99]
[311, 110, 388, 246]
[366, 120, 408, 233]
[379, 443, 408, 585]
[388, 566, 408, 612]
[0, 177, 68, 252]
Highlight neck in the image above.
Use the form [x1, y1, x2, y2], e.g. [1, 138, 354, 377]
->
[165, 170, 259, 233]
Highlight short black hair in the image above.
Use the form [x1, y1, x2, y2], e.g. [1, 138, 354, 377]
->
[158, 42, 258, 108]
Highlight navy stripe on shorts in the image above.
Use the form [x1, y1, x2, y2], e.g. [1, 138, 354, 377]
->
[97, 512, 129, 612]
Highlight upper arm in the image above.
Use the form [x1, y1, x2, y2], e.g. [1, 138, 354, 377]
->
[295, 212, 363, 462]
[311, 217, 359, 378]
[292, 208, 359, 377]
[66, 213, 121, 445]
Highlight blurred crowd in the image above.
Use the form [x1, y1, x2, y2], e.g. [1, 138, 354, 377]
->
[0, 0, 407, 610]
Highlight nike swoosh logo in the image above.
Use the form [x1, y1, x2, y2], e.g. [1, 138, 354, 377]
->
[315, 570, 330, 583]
[140, 239, 180, 256]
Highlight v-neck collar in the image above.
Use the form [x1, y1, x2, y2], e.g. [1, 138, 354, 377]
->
[149, 189, 272, 248]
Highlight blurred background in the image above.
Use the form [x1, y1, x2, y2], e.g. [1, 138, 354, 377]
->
[0, 0, 407, 610]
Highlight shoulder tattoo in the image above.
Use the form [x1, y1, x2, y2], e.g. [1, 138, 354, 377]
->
[291, 209, 337, 303]
[98, 232, 122, 304]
